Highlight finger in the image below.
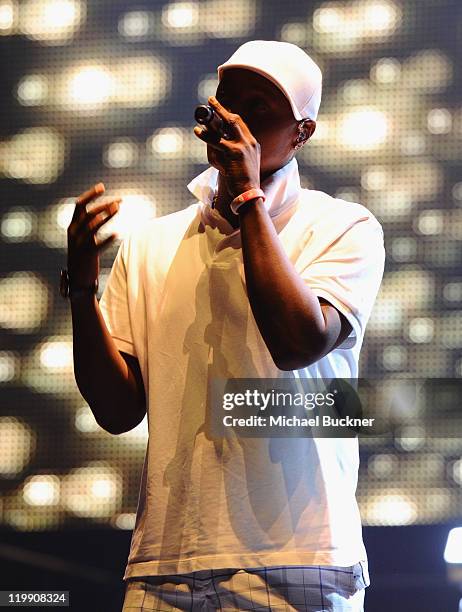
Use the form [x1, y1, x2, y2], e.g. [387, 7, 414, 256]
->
[71, 182, 105, 223]
[86, 197, 122, 218]
[73, 198, 121, 236]
[86, 201, 120, 235]
[194, 126, 229, 151]
[208, 96, 247, 139]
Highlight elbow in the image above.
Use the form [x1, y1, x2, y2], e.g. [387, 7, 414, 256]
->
[93, 414, 127, 436]
[274, 354, 314, 371]
[99, 422, 128, 436]
[272, 342, 325, 372]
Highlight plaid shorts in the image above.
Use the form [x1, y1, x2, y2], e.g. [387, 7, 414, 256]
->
[121, 562, 369, 611]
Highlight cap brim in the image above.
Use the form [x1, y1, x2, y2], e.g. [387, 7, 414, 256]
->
[217, 63, 304, 121]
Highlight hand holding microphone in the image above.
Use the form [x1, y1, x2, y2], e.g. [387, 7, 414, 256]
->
[194, 104, 233, 140]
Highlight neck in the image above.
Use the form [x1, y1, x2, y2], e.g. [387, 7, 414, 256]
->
[214, 167, 279, 229]
[214, 174, 240, 229]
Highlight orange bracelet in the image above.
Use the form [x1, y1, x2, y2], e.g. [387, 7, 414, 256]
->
[230, 188, 266, 215]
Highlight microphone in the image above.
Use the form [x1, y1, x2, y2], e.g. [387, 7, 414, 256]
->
[194, 104, 232, 139]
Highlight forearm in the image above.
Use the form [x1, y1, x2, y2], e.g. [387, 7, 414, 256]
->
[239, 199, 326, 369]
[70, 294, 144, 434]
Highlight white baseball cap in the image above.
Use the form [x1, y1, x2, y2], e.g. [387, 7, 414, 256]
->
[217, 40, 322, 121]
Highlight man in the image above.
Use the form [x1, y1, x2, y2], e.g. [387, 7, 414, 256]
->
[64, 41, 385, 610]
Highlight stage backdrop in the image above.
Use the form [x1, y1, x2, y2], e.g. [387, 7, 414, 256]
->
[1, 0, 462, 534]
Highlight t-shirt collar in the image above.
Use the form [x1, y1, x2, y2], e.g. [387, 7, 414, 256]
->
[187, 157, 302, 236]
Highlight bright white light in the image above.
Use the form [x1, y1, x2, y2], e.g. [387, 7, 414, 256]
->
[452, 459, 462, 486]
[364, 1, 399, 33]
[390, 237, 417, 262]
[91, 478, 116, 499]
[104, 140, 138, 169]
[444, 528, 462, 563]
[43, 0, 76, 28]
[62, 464, 121, 518]
[20, 0, 84, 43]
[118, 11, 151, 37]
[395, 425, 426, 451]
[444, 283, 462, 302]
[400, 134, 426, 156]
[23, 475, 60, 506]
[203, 0, 256, 38]
[95, 192, 156, 240]
[1, 208, 34, 241]
[368, 454, 397, 478]
[39, 340, 73, 369]
[0, 417, 35, 477]
[313, 6, 342, 33]
[370, 57, 401, 83]
[0, 351, 17, 382]
[280, 22, 307, 46]
[16, 74, 48, 106]
[339, 109, 389, 150]
[307, 118, 327, 142]
[149, 128, 184, 156]
[163, 2, 199, 28]
[0, 1, 15, 32]
[59, 57, 171, 110]
[1, 127, 66, 184]
[0, 272, 48, 332]
[427, 108, 452, 134]
[453, 183, 462, 202]
[56, 199, 75, 230]
[37, 198, 75, 250]
[340, 79, 370, 104]
[114, 513, 136, 530]
[408, 318, 434, 343]
[368, 493, 417, 526]
[68, 67, 114, 106]
[361, 166, 388, 190]
[335, 188, 360, 203]
[114, 57, 171, 108]
[416, 210, 444, 235]
[403, 50, 453, 92]
[75, 405, 100, 433]
[382, 345, 407, 370]
[197, 74, 218, 104]
[313, 0, 400, 38]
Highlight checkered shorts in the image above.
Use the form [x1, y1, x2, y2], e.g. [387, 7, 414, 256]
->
[122, 562, 369, 611]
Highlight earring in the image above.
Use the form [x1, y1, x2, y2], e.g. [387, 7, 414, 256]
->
[294, 132, 305, 150]
[294, 121, 307, 150]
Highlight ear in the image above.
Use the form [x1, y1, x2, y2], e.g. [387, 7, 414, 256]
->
[299, 119, 316, 144]
[292, 120, 316, 155]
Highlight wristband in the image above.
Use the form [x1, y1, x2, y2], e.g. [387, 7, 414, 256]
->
[60, 268, 98, 300]
[230, 188, 266, 215]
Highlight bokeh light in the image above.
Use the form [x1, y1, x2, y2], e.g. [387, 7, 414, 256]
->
[1, 0, 462, 532]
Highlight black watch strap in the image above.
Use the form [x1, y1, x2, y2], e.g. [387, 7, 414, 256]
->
[60, 269, 98, 299]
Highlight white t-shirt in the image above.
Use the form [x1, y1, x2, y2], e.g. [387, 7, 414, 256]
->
[99, 158, 385, 579]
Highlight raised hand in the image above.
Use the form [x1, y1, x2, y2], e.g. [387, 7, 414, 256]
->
[66, 183, 120, 288]
[193, 96, 261, 200]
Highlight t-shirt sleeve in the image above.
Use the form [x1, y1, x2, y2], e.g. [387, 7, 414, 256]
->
[299, 217, 385, 350]
[98, 238, 137, 357]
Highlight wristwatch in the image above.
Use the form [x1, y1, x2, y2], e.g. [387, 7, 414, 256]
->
[60, 268, 98, 300]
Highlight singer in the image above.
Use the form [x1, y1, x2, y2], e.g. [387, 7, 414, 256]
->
[65, 41, 385, 611]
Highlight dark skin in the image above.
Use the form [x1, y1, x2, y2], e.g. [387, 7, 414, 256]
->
[194, 67, 353, 369]
[203, 68, 315, 229]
